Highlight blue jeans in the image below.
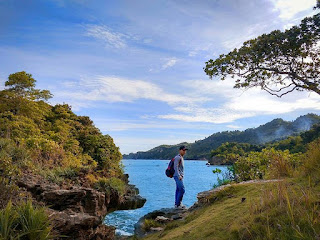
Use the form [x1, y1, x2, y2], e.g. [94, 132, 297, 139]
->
[174, 176, 185, 206]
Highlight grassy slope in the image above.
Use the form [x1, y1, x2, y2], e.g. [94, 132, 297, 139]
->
[143, 180, 318, 240]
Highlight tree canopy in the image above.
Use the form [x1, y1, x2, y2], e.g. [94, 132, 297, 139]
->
[204, 12, 320, 97]
[0, 71, 123, 181]
[5, 71, 52, 100]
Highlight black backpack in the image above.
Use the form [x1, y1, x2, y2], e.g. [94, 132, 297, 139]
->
[165, 157, 181, 178]
[165, 158, 175, 178]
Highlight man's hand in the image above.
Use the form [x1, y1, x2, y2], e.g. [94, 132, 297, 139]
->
[179, 176, 183, 180]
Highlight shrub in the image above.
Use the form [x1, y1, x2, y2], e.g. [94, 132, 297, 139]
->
[94, 177, 126, 195]
[0, 140, 21, 208]
[0, 201, 17, 240]
[0, 201, 53, 240]
[265, 149, 302, 179]
[234, 148, 302, 181]
[212, 166, 235, 188]
[301, 138, 320, 182]
[16, 200, 52, 240]
[234, 151, 268, 181]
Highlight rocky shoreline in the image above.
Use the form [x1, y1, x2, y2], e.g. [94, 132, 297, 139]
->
[17, 173, 146, 240]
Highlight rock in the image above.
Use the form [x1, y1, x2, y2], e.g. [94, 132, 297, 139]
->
[88, 225, 116, 240]
[81, 188, 107, 217]
[197, 184, 232, 205]
[118, 195, 146, 210]
[171, 214, 183, 220]
[134, 208, 188, 237]
[41, 189, 86, 211]
[150, 227, 164, 232]
[18, 173, 146, 240]
[155, 216, 171, 223]
[49, 210, 108, 239]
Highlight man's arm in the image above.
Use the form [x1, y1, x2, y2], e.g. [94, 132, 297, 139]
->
[173, 156, 182, 179]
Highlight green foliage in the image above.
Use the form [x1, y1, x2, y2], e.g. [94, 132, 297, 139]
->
[205, 13, 320, 96]
[0, 201, 17, 240]
[212, 166, 235, 188]
[0, 71, 123, 193]
[301, 138, 320, 182]
[0, 139, 23, 208]
[16, 201, 52, 240]
[0, 201, 52, 240]
[212, 168, 221, 174]
[42, 167, 80, 185]
[94, 177, 126, 195]
[5, 71, 52, 101]
[234, 148, 302, 181]
[211, 142, 262, 164]
[143, 219, 162, 232]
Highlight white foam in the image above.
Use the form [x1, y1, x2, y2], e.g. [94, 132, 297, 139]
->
[115, 229, 133, 236]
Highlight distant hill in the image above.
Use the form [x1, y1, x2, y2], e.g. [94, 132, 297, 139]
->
[123, 114, 320, 160]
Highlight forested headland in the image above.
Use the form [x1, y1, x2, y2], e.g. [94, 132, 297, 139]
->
[0, 71, 145, 239]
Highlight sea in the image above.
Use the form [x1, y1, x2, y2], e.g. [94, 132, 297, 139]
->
[104, 159, 228, 236]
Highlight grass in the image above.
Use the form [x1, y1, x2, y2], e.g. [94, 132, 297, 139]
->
[16, 201, 52, 240]
[142, 179, 320, 240]
[0, 200, 53, 240]
[142, 219, 162, 232]
[0, 201, 17, 240]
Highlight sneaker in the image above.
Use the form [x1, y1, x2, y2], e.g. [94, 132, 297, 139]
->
[174, 204, 186, 209]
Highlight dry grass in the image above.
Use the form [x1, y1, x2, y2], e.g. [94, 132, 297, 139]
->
[142, 179, 320, 240]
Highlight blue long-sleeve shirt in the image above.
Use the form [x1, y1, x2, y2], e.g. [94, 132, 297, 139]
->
[173, 154, 184, 178]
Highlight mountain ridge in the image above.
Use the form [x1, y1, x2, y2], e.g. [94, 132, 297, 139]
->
[123, 113, 320, 160]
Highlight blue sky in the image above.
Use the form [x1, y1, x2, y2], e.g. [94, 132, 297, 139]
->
[1, 0, 320, 154]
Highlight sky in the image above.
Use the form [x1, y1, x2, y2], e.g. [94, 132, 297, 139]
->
[1, 0, 320, 154]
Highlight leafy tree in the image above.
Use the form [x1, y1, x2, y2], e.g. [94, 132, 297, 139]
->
[204, 12, 320, 97]
[0, 71, 52, 120]
[5, 71, 52, 100]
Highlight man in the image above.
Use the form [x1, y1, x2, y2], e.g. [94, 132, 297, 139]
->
[173, 145, 188, 209]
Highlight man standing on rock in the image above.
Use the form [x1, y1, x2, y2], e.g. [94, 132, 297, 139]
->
[173, 145, 188, 209]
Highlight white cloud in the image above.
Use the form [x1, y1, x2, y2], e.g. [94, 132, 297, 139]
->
[85, 25, 127, 49]
[56, 75, 209, 106]
[59, 75, 320, 125]
[157, 78, 320, 124]
[227, 91, 320, 114]
[162, 58, 178, 70]
[158, 113, 247, 124]
[270, 0, 315, 20]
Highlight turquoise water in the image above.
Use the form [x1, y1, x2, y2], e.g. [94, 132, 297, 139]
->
[104, 159, 228, 236]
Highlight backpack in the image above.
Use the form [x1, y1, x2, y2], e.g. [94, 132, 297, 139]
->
[165, 157, 180, 178]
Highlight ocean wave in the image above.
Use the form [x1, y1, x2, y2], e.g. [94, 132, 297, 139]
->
[115, 229, 133, 236]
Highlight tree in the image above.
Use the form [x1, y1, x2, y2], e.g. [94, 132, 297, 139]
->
[204, 12, 320, 97]
[0, 71, 52, 117]
[5, 71, 52, 100]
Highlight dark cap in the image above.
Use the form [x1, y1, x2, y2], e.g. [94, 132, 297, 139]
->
[179, 145, 188, 151]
